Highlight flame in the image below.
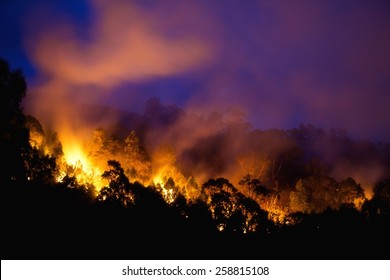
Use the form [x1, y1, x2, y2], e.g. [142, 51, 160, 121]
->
[60, 139, 105, 191]
[152, 175, 165, 188]
[63, 142, 89, 167]
[363, 187, 374, 200]
[152, 174, 176, 204]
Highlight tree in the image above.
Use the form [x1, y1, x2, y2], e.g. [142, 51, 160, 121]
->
[158, 177, 180, 203]
[185, 198, 217, 235]
[183, 176, 200, 201]
[25, 115, 45, 149]
[152, 144, 187, 193]
[236, 152, 271, 182]
[123, 130, 152, 184]
[234, 192, 269, 233]
[289, 175, 366, 214]
[97, 160, 134, 207]
[0, 58, 30, 183]
[25, 115, 63, 158]
[373, 179, 390, 208]
[289, 175, 339, 213]
[23, 146, 57, 184]
[201, 178, 239, 231]
[365, 179, 390, 217]
[87, 128, 121, 174]
[238, 174, 272, 202]
[24, 115, 62, 184]
[238, 174, 282, 223]
[337, 177, 366, 209]
[202, 177, 269, 234]
[362, 179, 390, 242]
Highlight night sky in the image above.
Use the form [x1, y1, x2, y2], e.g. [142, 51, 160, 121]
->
[1, 0, 390, 142]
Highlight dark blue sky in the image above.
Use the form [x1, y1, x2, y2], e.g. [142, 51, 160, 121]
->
[1, 0, 390, 141]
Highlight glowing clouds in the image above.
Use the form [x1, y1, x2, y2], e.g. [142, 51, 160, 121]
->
[27, 0, 212, 87]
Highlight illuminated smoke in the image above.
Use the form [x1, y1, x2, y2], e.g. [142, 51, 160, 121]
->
[23, 0, 214, 189]
[24, 0, 214, 124]
[19, 0, 390, 219]
[23, 0, 390, 142]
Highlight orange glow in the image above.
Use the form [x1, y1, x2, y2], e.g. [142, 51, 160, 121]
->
[61, 140, 104, 191]
[27, 0, 212, 88]
[63, 143, 88, 167]
[152, 173, 177, 204]
[152, 175, 164, 188]
[363, 187, 374, 200]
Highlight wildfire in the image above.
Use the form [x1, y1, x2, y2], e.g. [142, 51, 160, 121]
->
[363, 187, 374, 200]
[64, 143, 89, 167]
[28, 119, 369, 233]
[152, 174, 176, 204]
[59, 140, 105, 191]
[152, 175, 165, 188]
[260, 196, 292, 225]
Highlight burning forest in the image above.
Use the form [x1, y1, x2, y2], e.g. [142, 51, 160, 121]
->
[1, 57, 390, 259]
[2, 0, 390, 261]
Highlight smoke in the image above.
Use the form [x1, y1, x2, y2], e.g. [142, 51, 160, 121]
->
[27, 0, 213, 86]
[22, 0, 390, 141]
[186, 0, 390, 141]
[331, 162, 384, 199]
[23, 0, 214, 134]
[17, 0, 390, 193]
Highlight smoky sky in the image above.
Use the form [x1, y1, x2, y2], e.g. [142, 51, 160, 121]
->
[1, 0, 390, 142]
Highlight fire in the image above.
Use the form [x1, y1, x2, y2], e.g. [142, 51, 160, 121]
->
[363, 187, 374, 200]
[152, 175, 165, 188]
[64, 143, 89, 167]
[152, 174, 176, 204]
[59, 139, 105, 191]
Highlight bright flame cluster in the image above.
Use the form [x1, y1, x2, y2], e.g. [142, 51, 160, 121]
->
[57, 142, 105, 190]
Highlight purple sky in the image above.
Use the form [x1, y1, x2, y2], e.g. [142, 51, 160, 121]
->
[1, 0, 390, 142]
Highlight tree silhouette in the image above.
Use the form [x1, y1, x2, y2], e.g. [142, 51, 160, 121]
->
[23, 146, 57, 184]
[0, 58, 30, 183]
[1, 59, 62, 185]
[97, 160, 134, 207]
[364, 179, 390, 235]
[234, 192, 269, 234]
[239, 174, 272, 202]
[123, 130, 152, 184]
[88, 128, 121, 167]
[372, 179, 390, 210]
[337, 177, 366, 209]
[289, 175, 338, 213]
[201, 178, 240, 231]
[290, 175, 368, 214]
